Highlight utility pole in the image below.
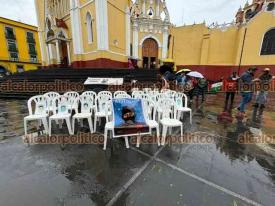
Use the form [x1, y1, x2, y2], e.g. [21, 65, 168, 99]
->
[238, 27, 247, 75]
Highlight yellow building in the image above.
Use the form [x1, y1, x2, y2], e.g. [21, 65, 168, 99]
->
[34, 0, 275, 79]
[35, 0, 170, 68]
[170, 0, 275, 80]
[0, 17, 41, 75]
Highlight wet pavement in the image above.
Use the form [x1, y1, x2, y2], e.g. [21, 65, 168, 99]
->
[0, 97, 275, 206]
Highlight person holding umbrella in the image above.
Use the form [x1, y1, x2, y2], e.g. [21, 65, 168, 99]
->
[187, 71, 206, 109]
[159, 64, 176, 90]
[175, 68, 191, 87]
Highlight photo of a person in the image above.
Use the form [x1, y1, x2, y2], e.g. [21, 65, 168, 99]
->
[113, 99, 150, 136]
[121, 106, 136, 125]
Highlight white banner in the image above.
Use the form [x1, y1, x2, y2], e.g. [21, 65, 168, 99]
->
[84, 78, 124, 85]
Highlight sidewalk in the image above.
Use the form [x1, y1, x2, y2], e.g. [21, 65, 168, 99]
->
[0, 99, 274, 206]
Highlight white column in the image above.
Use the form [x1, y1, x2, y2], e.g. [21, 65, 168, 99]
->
[57, 0, 60, 18]
[48, 43, 55, 64]
[55, 0, 58, 18]
[162, 27, 169, 59]
[56, 41, 61, 64]
[95, 0, 102, 49]
[125, 6, 131, 56]
[142, 0, 146, 16]
[156, 0, 160, 18]
[95, 0, 109, 50]
[70, 0, 83, 54]
[46, 44, 51, 64]
[38, 32, 47, 63]
[102, 0, 109, 50]
[66, 42, 71, 65]
[34, 1, 47, 64]
[133, 23, 139, 58]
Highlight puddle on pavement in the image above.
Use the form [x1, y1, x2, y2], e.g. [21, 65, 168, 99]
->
[0, 99, 30, 140]
[0, 98, 275, 205]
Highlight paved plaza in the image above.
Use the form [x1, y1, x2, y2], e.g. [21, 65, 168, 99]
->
[0, 96, 275, 206]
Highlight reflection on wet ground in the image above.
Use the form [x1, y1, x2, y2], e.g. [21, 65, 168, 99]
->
[0, 98, 275, 206]
[0, 100, 28, 140]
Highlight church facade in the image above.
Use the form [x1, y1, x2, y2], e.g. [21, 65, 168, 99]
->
[35, 0, 275, 79]
[34, 0, 171, 69]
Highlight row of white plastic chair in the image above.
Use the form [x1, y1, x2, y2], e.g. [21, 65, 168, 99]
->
[24, 90, 192, 149]
[24, 91, 106, 138]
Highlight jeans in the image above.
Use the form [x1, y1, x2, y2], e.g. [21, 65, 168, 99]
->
[239, 92, 253, 112]
[255, 91, 268, 105]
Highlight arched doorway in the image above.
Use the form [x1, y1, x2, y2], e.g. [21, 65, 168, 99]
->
[58, 31, 70, 67]
[60, 40, 69, 67]
[142, 38, 158, 69]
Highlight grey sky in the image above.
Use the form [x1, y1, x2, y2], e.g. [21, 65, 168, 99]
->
[0, 0, 249, 26]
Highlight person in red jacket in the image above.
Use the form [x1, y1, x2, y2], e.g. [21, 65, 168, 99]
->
[223, 71, 239, 112]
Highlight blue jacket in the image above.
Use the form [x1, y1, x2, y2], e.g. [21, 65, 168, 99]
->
[240, 71, 253, 84]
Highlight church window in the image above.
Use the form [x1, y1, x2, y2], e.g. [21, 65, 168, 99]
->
[245, 9, 252, 20]
[261, 29, 275, 55]
[147, 7, 154, 18]
[86, 12, 93, 44]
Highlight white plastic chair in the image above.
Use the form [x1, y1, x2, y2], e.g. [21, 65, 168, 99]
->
[132, 90, 144, 99]
[136, 99, 160, 147]
[148, 90, 160, 102]
[143, 88, 152, 94]
[115, 93, 131, 99]
[103, 101, 129, 150]
[98, 91, 112, 99]
[155, 93, 169, 120]
[24, 95, 49, 140]
[64, 91, 79, 113]
[94, 93, 112, 131]
[163, 90, 177, 99]
[131, 88, 140, 92]
[72, 95, 94, 134]
[140, 93, 150, 100]
[175, 92, 192, 124]
[44, 92, 60, 114]
[49, 96, 73, 136]
[114, 91, 128, 98]
[159, 98, 183, 146]
[81, 91, 97, 113]
[134, 94, 153, 118]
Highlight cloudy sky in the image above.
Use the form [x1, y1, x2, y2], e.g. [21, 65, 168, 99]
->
[0, 0, 249, 26]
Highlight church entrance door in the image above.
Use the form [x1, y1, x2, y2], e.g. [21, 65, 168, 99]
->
[142, 38, 158, 69]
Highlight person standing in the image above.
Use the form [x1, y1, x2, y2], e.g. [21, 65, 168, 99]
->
[192, 77, 207, 109]
[224, 71, 239, 112]
[198, 78, 208, 102]
[237, 67, 258, 114]
[159, 65, 175, 90]
[252, 68, 273, 122]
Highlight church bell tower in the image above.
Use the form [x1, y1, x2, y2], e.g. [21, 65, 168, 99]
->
[130, 0, 171, 68]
